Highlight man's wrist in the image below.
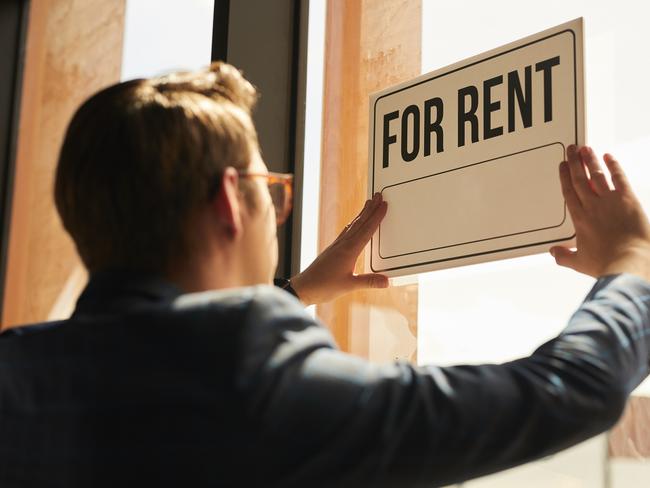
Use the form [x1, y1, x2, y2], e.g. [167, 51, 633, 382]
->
[600, 245, 650, 283]
[286, 273, 316, 306]
[274, 278, 300, 299]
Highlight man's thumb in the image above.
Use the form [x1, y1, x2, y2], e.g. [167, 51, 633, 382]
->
[550, 246, 577, 269]
[353, 273, 389, 290]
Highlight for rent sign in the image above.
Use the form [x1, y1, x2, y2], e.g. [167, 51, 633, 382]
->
[368, 18, 585, 276]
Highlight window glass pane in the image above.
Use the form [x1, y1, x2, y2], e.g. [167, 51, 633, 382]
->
[418, 1, 650, 486]
[311, 1, 650, 486]
[315, 0, 422, 358]
[121, 0, 214, 80]
[300, 0, 326, 318]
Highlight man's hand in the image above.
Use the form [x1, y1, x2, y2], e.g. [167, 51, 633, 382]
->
[290, 193, 389, 305]
[550, 145, 650, 281]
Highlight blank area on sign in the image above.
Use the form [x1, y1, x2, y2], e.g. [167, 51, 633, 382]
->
[379, 143, 566, 259]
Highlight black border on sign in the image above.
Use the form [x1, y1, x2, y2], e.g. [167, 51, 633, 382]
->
[378, 142, 567, 258]
[370, 28, 578, 273]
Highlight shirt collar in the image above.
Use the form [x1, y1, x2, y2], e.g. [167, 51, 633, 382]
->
[72, 269, 183, 317]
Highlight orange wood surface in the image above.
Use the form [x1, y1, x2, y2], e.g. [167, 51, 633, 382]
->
[609, 396, 650, 459]
[1, 0, 126, 329]
[318, 0, 421, 358]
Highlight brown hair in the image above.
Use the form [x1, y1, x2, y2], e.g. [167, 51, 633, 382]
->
[54, 62, 258, 274]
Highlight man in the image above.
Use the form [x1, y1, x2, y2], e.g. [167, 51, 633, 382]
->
[0, 62, 648, 487]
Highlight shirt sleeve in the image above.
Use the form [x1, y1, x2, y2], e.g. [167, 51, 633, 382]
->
[240, 275, 650, 488]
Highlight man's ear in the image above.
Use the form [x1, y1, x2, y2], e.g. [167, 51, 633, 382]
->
[211, 167, 243, 240]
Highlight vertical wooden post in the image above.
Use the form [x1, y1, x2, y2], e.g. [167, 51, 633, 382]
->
[1, 0, 126, 328]
[318, 0, 421, 359]
[609, 396, 650, 459]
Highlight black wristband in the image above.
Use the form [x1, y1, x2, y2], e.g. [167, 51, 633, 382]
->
[273, 278, 299, 299]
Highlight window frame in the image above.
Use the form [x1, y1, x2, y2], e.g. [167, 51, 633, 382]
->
[211, 0, 309, 279]
[0, 0, 30, 321]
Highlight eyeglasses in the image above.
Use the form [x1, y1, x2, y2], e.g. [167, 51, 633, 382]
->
[237, 171, 294, 226]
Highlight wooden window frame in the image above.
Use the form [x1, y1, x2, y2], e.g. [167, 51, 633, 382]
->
[0, 0, 30, 321]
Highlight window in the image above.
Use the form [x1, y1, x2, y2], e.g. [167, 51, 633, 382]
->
[419, 3, 650, 486]
[308, 1, 650, 486]
[121, 0, 214, 80]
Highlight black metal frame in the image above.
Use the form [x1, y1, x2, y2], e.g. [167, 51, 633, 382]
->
[210, 0, 230, 63]
[211, 0, 308, 279]
[0, 0, 30, 320]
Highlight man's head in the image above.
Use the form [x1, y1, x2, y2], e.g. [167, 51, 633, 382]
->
[55, 62, 280, 288]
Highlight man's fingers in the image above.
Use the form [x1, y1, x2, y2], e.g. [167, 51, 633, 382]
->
[579, 146, 610, 195]
[559, 161, 583, 218]
[603, 153, 631, 193]
[340, 193, 380, 237]
[345, 193, 387, 246]
[354, 193, 382, 232]
[550, 246, 578, 270]
[566, 145, 592, 204]
[351, 273, 389, 290]
[337, 198, 371, 238]
[358, 197, 387, 244]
